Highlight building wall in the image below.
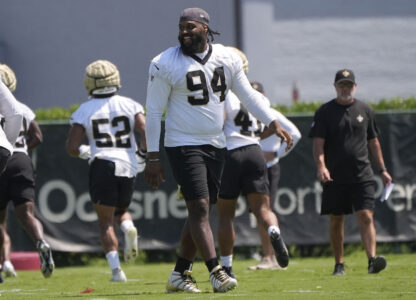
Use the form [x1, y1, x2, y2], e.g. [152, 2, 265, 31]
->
[0, 0, 237, 109]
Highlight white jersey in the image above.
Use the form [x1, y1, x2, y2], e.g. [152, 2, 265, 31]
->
[70, 95, 144, 178]
[12, 101, 36, 155]
[145, 43, 276, 152]
[224, 91, 263, 150]
[0, 77, 23, 153]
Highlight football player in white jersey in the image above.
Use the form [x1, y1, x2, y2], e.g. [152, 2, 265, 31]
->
[0, 63, 54, 280]
[0, 69, 22, 174]
[145, 8, 293, 293]
[247, 81, 301, 271]
[66, 60, 146, 282]
[217, 48, 300, 278]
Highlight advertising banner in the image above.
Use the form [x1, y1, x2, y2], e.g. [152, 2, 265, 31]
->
[7, 113, 416, 251]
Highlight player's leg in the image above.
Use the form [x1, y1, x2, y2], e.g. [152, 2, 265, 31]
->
[242, 145, 289, 268]
[8, 153, 54, 278]
[114, 176, 138, 264]
[247, 193, 289, 268]
[216, 148, 241, 278]
[166, 218, 200, 293]
[15, 202, 44, 243]
[90, 159, 126, 282]
[249, 163, 282, 270]
[165, 145, 236, 293]
[217, 197, 237, 278]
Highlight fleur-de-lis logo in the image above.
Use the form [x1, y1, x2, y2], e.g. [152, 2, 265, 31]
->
[357, 114, 364, 122]
[342, 70, 350, 77]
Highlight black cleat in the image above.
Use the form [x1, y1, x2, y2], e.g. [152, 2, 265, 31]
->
[368, 256, 386, 274]
[222, 266, 236, 279]
[270, 230, 289, 268]
[332, 263, 345, 276]
[37, 240, 55, 278]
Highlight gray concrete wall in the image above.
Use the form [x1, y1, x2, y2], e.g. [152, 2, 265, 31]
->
[0, 0, 237, 109]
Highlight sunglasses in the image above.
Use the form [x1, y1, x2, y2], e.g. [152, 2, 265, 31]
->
[336, 81, 354, 88]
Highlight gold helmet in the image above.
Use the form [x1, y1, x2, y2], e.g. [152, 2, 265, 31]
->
[0, 63, 17, 92]
[84, 59, 121, 95]
[227, 46, 249, 74]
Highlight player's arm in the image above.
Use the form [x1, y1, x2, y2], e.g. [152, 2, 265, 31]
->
[312, 137, 332, 182]
[144, 62, 170, 188]
[66, 123, 86, 157]
[0, 77, 23, 144]
[273, 110, 301, 158]
[26, 120, 43, 150]
[231, 70, 293, 151]
[134, 112, 147, 152]
[368, 137, 392, 186]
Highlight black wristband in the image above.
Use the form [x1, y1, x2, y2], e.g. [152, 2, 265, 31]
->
[379, 168, 387, 174]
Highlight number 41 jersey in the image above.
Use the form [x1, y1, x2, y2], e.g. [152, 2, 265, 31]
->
[146, 44, 243, 150]
[70, 95, 144, 177]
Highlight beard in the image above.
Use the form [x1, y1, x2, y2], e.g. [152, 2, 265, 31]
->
[178, 31, 205, 55]
[339, 94, 353, 102]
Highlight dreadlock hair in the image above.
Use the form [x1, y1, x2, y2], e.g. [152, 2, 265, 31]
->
[207, 28, 220, 43]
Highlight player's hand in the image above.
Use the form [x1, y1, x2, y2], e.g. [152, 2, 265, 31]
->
[269, 120, 293, 152]
[144, 153, 165, 188]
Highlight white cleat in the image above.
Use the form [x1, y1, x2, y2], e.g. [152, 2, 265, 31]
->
[124, 227, 138, 263]
[3, 261, 17, 277]
[110, 267, 127, 282]
[166, 270, 201, 293]
[210, 265, 237, 293]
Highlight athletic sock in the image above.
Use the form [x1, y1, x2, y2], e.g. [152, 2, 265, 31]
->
[220, 255, 233, 267]
[174, 256, 193, 274]
[106, 250, 121, 270]
[120, 220, 135, 233]
[205, 257, 220, 273]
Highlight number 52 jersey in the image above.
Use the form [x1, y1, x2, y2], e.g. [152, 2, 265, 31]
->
[70, 95, 144, 177]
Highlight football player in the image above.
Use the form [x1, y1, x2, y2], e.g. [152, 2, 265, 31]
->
[66, 60, 146, 282]
[144, 7, 293, 293]
[0, 63, 54, 280]
[248, 81, 302, 271]
[217, 48, 301, 278]
[0, 68, 22, 174]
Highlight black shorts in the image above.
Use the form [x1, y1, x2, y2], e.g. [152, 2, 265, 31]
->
[89, 158, 135, 208]
[321, 180, 376, 215]
[165, 145, 226, 204]
[0, 152, 35, 210]
[268, 163, 281, 202]
[219, 144, 269, 199]
[0, 146, 11, 175]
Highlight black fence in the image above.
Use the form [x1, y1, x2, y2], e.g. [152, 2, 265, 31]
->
[8, 112, 416, 252]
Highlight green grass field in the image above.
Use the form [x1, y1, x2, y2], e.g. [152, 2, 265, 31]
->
[1, 252, 416, 299]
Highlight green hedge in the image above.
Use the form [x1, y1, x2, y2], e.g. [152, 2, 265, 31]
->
[35, 97, 416, 121]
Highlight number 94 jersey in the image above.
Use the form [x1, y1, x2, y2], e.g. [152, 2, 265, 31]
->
[70, 95, 144, 177]
[147, 43, 243, 149]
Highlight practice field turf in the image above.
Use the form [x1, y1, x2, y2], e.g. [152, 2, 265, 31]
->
[1, 252, 415, 299]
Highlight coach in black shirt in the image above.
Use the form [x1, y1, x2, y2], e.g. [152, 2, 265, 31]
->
[309, 69, 392, 276]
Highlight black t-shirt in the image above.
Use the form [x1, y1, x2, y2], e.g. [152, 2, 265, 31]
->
[308, 99, 379, 183]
